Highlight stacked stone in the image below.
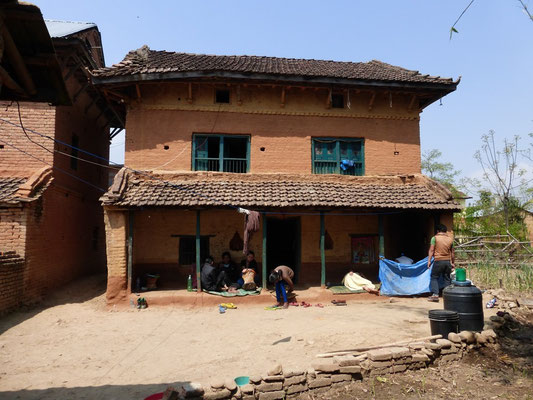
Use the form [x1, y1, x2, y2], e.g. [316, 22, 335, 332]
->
[161, 329, 501, 400]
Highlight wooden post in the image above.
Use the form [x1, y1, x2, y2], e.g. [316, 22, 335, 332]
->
[320, 212, 326, 287]
[196, 210, 202, 292]
[378, 214, 385, 257]
[127, 211, 134, 292]
[262, 213, 267, 289]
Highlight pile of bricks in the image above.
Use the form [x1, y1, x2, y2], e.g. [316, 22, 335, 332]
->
[161, 329, 499, 400]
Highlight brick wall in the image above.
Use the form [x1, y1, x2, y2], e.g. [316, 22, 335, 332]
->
[104, 209, 128, 302]
[0, 251, 25, 313]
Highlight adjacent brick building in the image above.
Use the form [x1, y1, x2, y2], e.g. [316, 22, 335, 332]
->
[0, 21, 121, 313]
[93, 47, 461, 302]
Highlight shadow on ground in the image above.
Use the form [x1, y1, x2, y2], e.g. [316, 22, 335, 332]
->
[0, 381, 188, 400]
[0, 273, 106, 335]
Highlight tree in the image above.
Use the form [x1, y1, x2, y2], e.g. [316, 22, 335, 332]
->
[421, 149, 461, 186]
[474, 130, 531, 231]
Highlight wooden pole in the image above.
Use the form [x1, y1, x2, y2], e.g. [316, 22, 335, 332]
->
[262, 213, 267, 289]
[196, 210, 202, 292]
[378, 214, 385, 257]
[315, 334, 443, 358]
[127, 211, 134, 292]
[320, 212, 326, 287]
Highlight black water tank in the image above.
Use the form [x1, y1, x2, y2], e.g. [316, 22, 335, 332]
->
[428, 309, 459, 337]
[443, 280, 484, 332]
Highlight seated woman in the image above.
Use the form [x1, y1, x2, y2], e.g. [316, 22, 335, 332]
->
[219, 251, 240, 286]
[238, 250, 260, 289]
[342, 271, 379, 295]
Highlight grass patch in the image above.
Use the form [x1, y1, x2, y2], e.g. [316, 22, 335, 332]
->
[466, 261, 533, 293]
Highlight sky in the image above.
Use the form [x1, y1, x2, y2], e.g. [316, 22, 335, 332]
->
[34, 0, 533, 192]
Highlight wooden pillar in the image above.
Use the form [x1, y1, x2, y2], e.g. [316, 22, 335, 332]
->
[378, 214, 385, 257]
[127, 210, 134, 292]
[196, 210, 202, 292]
[262, 213, 267, 289]
[320, 212, 326, 287]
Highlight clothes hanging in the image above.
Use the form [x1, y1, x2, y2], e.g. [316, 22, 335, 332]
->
[243, 210, 260, 254]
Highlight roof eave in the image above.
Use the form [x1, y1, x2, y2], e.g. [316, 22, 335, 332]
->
[92, 70, 458, 93]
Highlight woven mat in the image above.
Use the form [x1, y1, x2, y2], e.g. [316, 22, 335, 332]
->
[204, 288, 261, 297]
[328, 283, 381, 294]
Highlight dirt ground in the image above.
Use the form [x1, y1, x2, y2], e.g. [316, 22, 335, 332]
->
[309, 310, 533, 400]
[0, 274, 502, 400]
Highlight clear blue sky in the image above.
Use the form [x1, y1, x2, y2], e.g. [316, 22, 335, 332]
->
[35, 0, 533, 184]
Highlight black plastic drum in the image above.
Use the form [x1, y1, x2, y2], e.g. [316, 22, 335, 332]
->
[443, 280, 484, 332]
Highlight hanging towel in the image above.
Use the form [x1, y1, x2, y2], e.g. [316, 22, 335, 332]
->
[243, 211, 260, 254]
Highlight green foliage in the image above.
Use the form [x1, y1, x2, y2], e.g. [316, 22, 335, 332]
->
[421, 149, 461, 185]
[467, 262, 533, 293]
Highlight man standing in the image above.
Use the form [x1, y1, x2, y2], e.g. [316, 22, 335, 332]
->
[427, 223, 455, 302]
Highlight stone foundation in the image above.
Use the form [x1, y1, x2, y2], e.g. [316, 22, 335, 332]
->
[161, 328, 499, 399]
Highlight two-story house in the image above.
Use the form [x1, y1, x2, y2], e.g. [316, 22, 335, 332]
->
[0, 20, 121, 313]
[93, 46, 461, 303]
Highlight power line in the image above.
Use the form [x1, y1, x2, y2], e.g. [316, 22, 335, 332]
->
[0, 137, 106, 193]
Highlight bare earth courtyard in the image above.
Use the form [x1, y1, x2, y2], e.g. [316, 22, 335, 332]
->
[0, 275, 496, 400]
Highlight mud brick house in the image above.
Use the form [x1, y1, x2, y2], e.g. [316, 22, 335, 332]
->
[93, 46, 461, 302]
[0, 20, 122, 313]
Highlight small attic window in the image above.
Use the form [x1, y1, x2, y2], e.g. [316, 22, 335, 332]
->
[215, 89, 230, 104]
[332, 93, 344, 108]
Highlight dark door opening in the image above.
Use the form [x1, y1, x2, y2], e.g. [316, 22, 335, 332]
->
[266, 217, 301, 283]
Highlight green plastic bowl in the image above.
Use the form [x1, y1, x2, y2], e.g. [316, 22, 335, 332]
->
[234, 376, 250, 386]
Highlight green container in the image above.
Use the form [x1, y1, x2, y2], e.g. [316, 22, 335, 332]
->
[234, 376, 250, 386]
[455, 268, 466, 282]
[187, 275, 193, 292]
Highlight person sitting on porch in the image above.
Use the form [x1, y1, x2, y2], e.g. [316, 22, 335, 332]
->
[269, 265, 295, 309]
[201, 256, 230, 292]
[238, 250, 260, 288]
[219, 251, 240, 285]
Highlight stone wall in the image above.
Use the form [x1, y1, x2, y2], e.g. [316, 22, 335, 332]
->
[161, 329, 499, 400]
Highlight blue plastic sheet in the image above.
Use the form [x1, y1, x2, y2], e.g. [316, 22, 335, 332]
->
[379, 257, 433, 296]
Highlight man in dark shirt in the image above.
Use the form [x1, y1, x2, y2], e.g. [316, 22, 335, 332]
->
[201, 256, 230, 292]
[219, 251, 240, 284]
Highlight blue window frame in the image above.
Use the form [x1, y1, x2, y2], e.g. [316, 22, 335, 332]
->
[312, 138, 364, 175]
[192, 134, 250, 173]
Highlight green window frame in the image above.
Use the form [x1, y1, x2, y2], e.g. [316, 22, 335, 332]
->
[192, 134, 250, 173]
[312, 137, 364, 175]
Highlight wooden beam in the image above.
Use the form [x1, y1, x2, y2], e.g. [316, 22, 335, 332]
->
[378, 214, 385, 257]
[280, 87, 285, 108]
[84, 98, 96, 114]
[236, 84, 242, 106]
[0, 65, 26, 95]
[408, 94, 417, 112]
[135, 84, 142, 101]
[63, 60, 82, 81]
[368, 92, 376, 111]
[0, 23, 36, 95]
[326, 88, 332, 109]
[72, 80, 90, 103]
[127, 211, 134, 293]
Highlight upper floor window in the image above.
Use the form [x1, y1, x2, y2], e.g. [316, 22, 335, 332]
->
[70, 134, 79, 170]
[331, 93, 344, 109]
[215, 89, 230, 104]
[312, 138, 364, 176]
[193, 134, 249, 173]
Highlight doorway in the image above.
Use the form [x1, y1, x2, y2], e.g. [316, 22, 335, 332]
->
[266, 217, 301, 283]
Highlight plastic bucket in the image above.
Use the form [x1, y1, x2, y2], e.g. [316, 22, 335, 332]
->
[234, 376, 250, 386]
[428, 309, 459, 337]
[455, 268, 466, 282]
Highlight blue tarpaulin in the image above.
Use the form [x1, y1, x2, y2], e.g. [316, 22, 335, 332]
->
[379, 257, 433, 296]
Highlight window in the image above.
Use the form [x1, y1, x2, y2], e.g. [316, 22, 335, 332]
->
[179, 236, 210, 265]
[193, 134, 249, 173]
[312, 138, 364, 175]
[70, 134, 79, 170]
[215, 89, 230, 104]
[331, 93, 344, 109]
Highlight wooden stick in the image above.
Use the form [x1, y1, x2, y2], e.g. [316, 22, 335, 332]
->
[315, 334, 442, 358]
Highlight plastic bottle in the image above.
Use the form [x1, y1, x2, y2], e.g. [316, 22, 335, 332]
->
[187, 275, 193, 292]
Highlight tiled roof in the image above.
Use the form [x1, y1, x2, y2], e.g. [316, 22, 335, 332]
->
[102, 170, 461, 211]
[0, 177, 26, 204]
[92, 46, 457, 87]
